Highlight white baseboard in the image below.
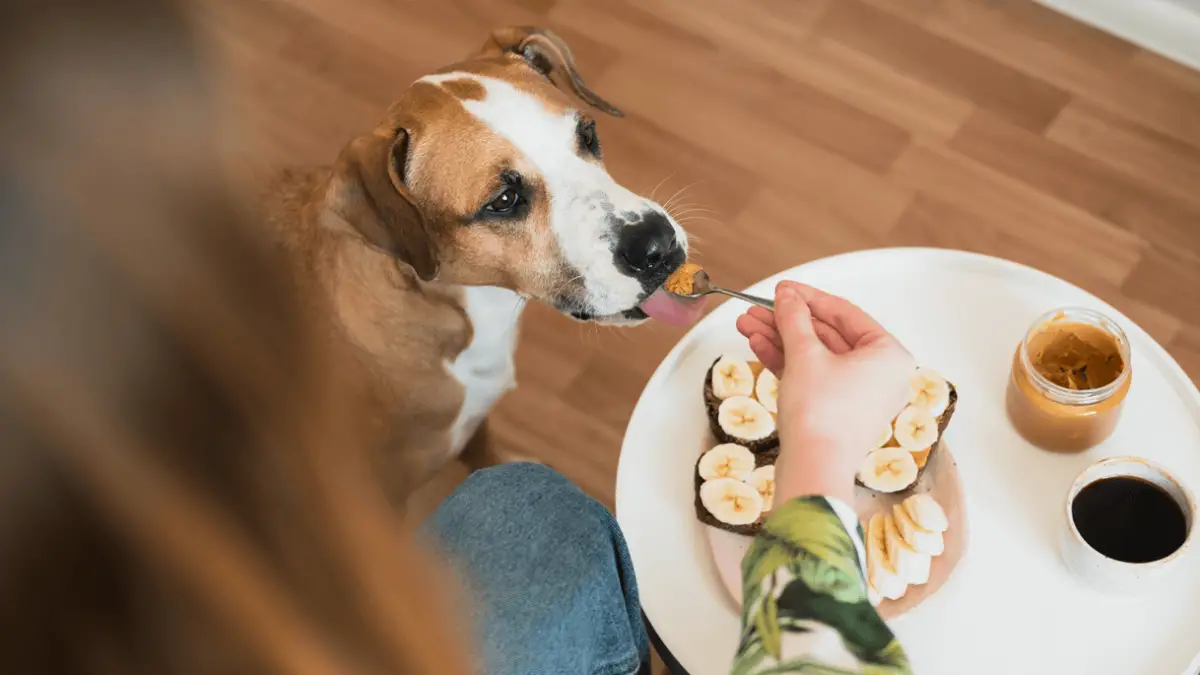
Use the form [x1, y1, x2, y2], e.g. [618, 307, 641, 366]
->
[1036, 0, 1200, 72]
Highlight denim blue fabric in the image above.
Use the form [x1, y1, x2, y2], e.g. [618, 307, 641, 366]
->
[424, 463, 651, 675]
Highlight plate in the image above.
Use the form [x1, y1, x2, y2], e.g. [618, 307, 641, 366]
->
[616, 248, 1200, 675]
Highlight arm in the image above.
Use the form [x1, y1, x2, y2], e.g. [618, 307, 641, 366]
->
[733, 283, 919, 674]
[733, 496, 911, 675]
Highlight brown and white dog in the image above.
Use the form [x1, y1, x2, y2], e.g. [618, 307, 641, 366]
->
[264, 27, 697, 501]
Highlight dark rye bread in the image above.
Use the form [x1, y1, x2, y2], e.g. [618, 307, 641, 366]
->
[704, 357, 780, 453]
[855, 382, 959, 491]
[694, 448, 779, 536]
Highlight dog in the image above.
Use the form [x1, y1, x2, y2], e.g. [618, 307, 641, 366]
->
[264, 27, 694, 501]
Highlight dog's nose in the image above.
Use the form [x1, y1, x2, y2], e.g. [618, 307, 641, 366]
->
[616, 211, 678, 274]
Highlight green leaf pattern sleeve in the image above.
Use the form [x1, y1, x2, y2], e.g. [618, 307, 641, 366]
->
[734, 496, 912, 675]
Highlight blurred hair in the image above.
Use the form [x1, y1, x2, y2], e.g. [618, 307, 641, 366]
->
[0, 0, 468, 672]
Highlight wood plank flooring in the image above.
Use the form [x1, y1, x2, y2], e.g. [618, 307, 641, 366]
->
[196, 0, 1200, 513]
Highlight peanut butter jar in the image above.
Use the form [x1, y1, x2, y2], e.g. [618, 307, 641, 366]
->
[1006, 307, 1132, 453]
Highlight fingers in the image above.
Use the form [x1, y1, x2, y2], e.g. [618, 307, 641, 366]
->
[738, 310, 785, 374]
[781, 281, 889, 349]
[746, 305, 776, 330]
[746, 295, 851, 355]
[749, 334, 785, 374]
[773, 283, 823, 354]
[736, 311, 782, 351]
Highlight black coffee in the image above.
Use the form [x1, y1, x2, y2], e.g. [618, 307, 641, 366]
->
[1071, 476, 1188, 563]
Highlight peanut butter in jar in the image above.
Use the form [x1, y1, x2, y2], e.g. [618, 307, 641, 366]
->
[1006, 308, 1132, 453]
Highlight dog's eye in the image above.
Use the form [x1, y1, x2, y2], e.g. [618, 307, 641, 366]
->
[485, 188, 522, 214]
[577, 119, 600, 158]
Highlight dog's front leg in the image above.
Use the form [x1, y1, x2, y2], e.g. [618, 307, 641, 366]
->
[458, 419, 499, 473]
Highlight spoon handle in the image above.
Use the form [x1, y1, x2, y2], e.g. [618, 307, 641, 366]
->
[713, 287, 775, 311]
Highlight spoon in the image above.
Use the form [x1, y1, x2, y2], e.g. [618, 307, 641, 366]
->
[670, 268, 775, 311]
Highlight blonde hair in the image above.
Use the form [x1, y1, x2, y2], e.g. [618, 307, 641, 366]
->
[0, 1, 468, 672]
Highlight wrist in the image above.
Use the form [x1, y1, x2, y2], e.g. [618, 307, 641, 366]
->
[774, 437, 858, 507]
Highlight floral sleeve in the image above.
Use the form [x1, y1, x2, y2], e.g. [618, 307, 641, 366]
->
[733, 497, 912, 675]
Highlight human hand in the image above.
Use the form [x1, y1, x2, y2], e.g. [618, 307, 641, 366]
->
[735, 281, 915, 506]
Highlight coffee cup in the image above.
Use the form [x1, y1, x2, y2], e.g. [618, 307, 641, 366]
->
[1060, 456, 1195, 593]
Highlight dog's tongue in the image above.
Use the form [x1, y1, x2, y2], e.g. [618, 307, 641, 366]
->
[639, 288, 705, 326]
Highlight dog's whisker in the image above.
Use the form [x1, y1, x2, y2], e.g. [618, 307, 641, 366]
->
[675, 213, 722, 225]
[662, 182, 701, 213]
[544, 271, 588, 301]
[667, 200, 717, 215]
[648, 173, 676, 203]
[674, 209, 718, 218]
[610, 325, 632, 343]
[670, 202, 717, 213]
[660, 184, 693, 214]
[671, 209, 719, 220]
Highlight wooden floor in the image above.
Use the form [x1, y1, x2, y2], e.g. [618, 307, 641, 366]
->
[198, 0, 1200, 510]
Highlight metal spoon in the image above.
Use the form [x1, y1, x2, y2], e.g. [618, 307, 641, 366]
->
[670, 268, 775, 311]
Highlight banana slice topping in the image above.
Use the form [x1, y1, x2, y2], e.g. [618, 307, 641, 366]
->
[717, 396, 776, 442]
[893, 405, 939, 452]
[753, 367, 779, 414]
[909, 367, 950, 417]
[699, 477, 764, 526]
[697, 443, 756, 481]
[746, 465, 776, 512]
[893, 503, 944, 556]
[711, 356, 755, 400]
[875, 425, 894, 449]
[857, 447, 919, 493]
[904, 492, 949, 533]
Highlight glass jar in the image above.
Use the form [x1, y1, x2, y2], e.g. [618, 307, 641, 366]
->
[1006, 307, 1132, 453]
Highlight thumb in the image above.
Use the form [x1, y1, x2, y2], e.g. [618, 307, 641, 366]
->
[774, 282, 821, 353]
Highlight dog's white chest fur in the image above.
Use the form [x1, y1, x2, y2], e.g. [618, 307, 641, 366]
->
[448, 286, 526, 454]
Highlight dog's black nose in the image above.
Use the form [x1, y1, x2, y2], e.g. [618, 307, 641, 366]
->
[615, 211, 678, 274]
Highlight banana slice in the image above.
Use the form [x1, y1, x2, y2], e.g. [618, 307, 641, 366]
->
[907, 546, 932, 585]
[857, 447, 919, 493]
[753, 367, 779, 414]
[893, 405, 939, 452]
[909, 367, 950, 417]
[866, 580, 882, 607]
[699, 477, 764, 526]
[892, 503, 944, 557]
[866, 513, 907, 600]
[746, 465, 776, 512]
[875, 425, 893, 449]
[717, 396, 776, 442]
[883, 512, 931, 585]
[697, 444, 756, 481]
[904, 493, 949, 533]
[711, 356, 755, 400]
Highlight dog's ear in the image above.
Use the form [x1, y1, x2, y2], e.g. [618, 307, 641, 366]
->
[330, 129, 439, 281]
[478, 26, 623, 117]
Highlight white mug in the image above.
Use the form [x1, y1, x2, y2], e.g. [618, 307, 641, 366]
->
[1059, 456, 1196, 593]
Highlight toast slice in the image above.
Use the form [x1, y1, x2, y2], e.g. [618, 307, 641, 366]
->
[855, 382, 958, 492]
[704, 357, 780, 453]
[694, 448, 779, 536]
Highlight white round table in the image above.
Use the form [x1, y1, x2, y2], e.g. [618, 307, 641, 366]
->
[616, 248, 1200, 675]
